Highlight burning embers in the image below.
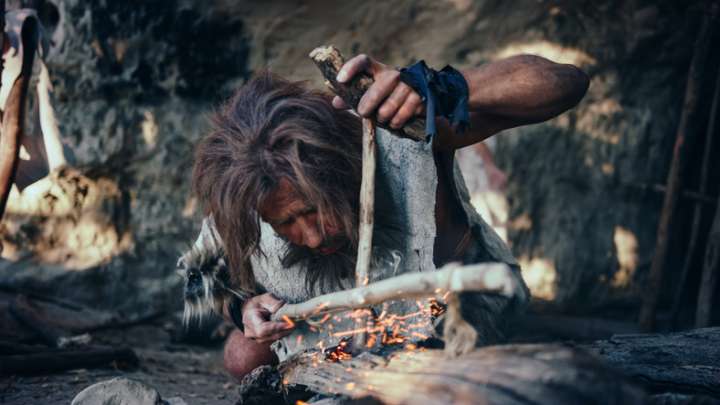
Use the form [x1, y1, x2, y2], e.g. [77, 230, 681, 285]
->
[289, 297, 448, 365]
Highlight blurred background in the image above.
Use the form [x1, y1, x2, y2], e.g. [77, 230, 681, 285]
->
[0, 0, 718, 402]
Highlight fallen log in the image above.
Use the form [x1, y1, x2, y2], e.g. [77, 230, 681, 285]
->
[0, 346, 139, 375]
[237, 328, 720, 404]
[584, 327, 720, 397]
[276, 344, 647, 405]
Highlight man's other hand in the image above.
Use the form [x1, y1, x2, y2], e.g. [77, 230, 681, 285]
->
[334, 54, 424, 129]
[241, 293, 295, 344]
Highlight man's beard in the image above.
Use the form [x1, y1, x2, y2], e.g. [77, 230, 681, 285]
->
[281, 237, 356, 295]
[280, 223, 403, 296]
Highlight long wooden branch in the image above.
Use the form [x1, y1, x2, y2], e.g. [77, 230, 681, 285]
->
[352, 118, 376, 348]
[309, 45, 426, 142]
[272, 262, 518, 321]
[354, 119, 376, 287]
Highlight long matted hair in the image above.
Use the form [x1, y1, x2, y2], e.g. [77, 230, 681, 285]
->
[192, 72, 363, 295]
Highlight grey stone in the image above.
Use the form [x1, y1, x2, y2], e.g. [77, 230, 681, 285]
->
[71, 377, 163, 405]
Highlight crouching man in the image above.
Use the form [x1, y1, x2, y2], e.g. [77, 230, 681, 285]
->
[185, 52, 588, 379]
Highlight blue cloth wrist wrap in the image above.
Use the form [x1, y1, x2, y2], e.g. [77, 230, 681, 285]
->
[399, 60, 470, 142]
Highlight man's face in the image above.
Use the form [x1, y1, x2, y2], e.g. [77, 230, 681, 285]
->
[259, 178, 345, 255]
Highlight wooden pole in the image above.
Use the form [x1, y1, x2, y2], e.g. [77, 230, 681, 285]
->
[639, 4, 718, 331]
[672, 62, 720, 326]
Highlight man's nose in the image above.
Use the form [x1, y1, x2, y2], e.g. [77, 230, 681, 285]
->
[296, 217, 322, 249]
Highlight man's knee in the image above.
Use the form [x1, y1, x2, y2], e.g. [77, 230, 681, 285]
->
[223, 329, 277, 380]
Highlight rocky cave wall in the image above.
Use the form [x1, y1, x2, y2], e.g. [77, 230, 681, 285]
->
[0, 0, 701, 317]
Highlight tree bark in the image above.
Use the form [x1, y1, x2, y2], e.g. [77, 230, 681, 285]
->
[639, 4, 719, 331]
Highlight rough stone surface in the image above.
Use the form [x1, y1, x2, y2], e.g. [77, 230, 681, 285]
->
[71, 377, 162, 405]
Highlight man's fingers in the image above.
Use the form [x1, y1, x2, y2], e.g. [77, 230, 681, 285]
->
[255, 320, 294, 338]
[390, 92, 424, 129]
[377, 84, 411, 123]
[337, 54, 373, 83]
[358, 70, 400, 117]
[332, 96, 349, 110]
[242, 309, 269, 337]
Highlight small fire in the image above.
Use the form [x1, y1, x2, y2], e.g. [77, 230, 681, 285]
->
[304, 298, 447, 365]
[325, 338, 353, 362]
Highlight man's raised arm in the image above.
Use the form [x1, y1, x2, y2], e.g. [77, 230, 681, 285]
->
[334, 53, 589, 150]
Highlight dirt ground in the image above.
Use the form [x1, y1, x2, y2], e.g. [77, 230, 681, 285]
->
[0, 321, 237, 405]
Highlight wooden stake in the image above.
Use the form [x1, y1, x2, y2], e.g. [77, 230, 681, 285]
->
[639, 5, 718, 331]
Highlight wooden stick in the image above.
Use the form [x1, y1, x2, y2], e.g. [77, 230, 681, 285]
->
[309, 45, 426, 142]
[272, 262, 518, 321]
[352, 118, 377, 348]
[355, 119, 377, 288]
[695, 196, 720, 327]
[0, 14, 36, 219]
[0, 346, 139, 375]
[672, 60, 720, 326]
[638, 5, 717, 331]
